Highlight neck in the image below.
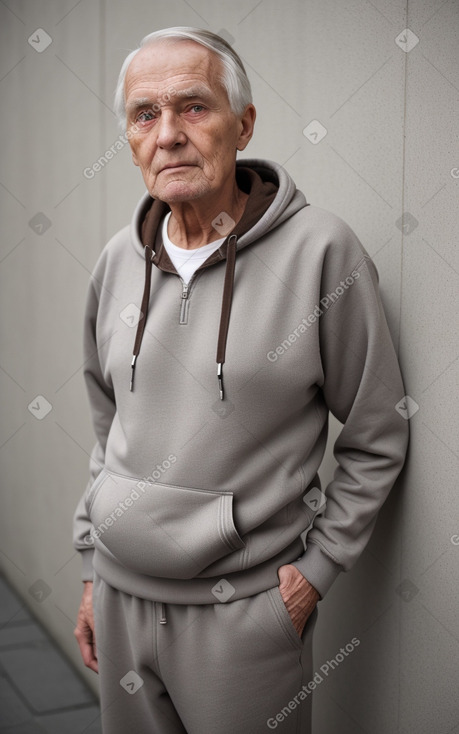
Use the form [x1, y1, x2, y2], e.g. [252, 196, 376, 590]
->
[167, 180, 248, 250]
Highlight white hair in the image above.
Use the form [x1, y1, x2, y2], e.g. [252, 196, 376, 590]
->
[114, 27, 253, 130]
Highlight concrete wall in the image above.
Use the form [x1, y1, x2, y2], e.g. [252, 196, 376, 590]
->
[1, 0, 457, 731]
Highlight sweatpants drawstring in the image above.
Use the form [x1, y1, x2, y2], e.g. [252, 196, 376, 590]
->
[159, 602, 167, 624]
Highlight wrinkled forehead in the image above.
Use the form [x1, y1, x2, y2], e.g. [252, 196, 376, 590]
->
[124, 39, 224, 99]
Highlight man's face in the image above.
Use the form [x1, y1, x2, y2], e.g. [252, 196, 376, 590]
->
[124, 40, 254, 204]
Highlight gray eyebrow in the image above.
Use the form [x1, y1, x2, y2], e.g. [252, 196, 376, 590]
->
[125, 97, 152, 114]
[175, 85, 214, 100]
[126, 86, 215, 114]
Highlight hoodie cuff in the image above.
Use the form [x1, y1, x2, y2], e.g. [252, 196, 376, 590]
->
[291, 541, 342, 599]
[80, 549, 95, 582]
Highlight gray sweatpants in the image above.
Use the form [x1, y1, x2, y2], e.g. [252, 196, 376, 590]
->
[93, 572, 318, 734]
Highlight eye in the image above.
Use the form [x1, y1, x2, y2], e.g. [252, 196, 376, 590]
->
[189, 104, 205, 114]
[136, 110, 155, 123]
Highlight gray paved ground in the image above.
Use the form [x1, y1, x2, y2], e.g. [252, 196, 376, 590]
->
[0, 575, 102, 733]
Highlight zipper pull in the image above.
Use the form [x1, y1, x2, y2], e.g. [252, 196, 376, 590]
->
[180, 281, 190, 324]
[159, 602, 167, 624]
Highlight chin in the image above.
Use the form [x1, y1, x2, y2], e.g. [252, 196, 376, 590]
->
[152, 181, 210, 204]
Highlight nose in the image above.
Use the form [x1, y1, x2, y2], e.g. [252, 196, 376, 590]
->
[156, 110, 186, 150]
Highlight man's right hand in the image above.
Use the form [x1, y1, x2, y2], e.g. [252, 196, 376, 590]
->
[74, 581, 98, 673]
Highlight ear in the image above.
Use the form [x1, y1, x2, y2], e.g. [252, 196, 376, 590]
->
[236, 104, 256, 151]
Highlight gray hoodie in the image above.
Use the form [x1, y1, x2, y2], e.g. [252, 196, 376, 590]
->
[73, 159, 409, 603]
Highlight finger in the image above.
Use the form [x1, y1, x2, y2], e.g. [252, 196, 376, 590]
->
[74, 627, 99, 673]
[80, 638, 99, 673]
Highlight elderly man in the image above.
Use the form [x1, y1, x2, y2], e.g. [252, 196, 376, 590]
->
[73, 27, 409, 734]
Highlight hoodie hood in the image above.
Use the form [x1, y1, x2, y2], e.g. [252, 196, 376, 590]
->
[129, 159, 307, 258]
[129, 159, 308, 398]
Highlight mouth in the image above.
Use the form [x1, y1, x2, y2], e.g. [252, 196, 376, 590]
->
[160, 163, 195, 173]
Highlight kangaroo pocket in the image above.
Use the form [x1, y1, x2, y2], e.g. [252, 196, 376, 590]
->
[87, 471, 246, 579]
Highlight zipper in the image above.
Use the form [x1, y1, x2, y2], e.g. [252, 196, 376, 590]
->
[179, 272, 200, 324]
[179, 280, 190, 324]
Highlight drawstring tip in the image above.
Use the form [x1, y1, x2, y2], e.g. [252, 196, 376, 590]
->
[217, 362, 224, 401]
[130, 355, 137, 392]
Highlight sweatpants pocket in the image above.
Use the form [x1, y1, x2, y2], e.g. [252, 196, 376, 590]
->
[88, 471, 245, 579]
[267, 586, 305, 650]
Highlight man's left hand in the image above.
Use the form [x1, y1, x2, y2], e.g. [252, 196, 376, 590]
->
[277, 564, 320, 638]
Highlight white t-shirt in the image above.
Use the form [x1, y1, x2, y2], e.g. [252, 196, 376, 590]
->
[162, 212, 226, 284]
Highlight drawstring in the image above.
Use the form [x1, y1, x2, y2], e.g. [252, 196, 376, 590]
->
[130, 245, 154, 392]
[130, 236, 238, 401]
[159, 602, 167, 625]
[130, 167, 279, 397]
[216, 234, 238, 400]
